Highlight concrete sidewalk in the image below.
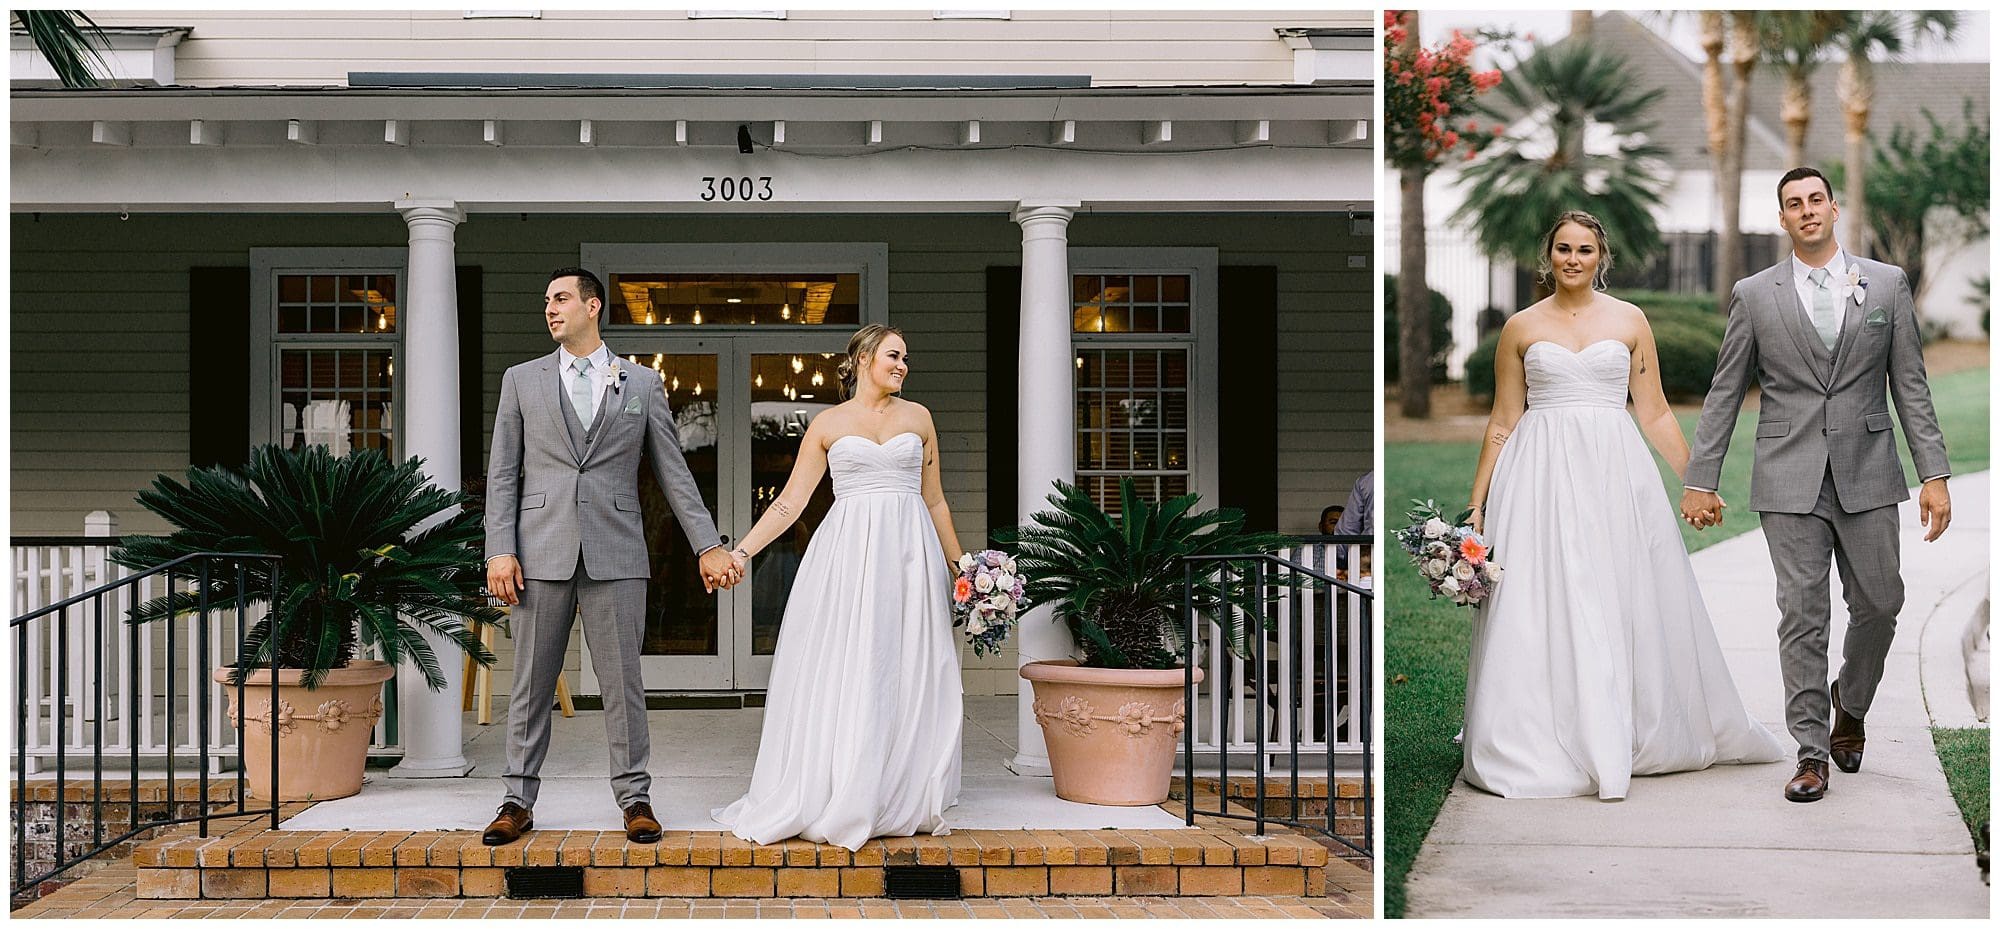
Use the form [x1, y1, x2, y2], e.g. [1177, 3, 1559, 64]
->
[1404, 473, 1990, 919]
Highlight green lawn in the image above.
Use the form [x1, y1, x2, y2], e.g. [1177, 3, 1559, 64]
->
[1382, 366, 1990, 918]
[1931, 727, 1991, 859]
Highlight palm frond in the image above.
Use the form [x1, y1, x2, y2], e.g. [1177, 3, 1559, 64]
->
[14, 10, 111, 88]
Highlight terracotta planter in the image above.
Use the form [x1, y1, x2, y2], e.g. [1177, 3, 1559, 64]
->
[213, 659, 394, 802]
[1020, 659, 1205, 806]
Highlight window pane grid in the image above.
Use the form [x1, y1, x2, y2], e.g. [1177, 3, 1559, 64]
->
[1071, 273, 1192, 335]
[279, 347, 395, 457]
[1074, 346, 1189, 518]
[276, 273, 399, 334]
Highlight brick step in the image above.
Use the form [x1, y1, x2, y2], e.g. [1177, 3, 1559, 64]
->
[133, 820, 1328, 901]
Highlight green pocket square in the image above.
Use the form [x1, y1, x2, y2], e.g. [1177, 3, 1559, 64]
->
[623, 398, 643, 414]
[1865, 309, 1888, 326]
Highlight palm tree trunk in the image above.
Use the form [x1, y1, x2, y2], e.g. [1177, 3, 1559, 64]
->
[1838, 55, 1874, 257]
[1716, 14, 1758, 311]
[1699, 13, 1733, 307]
[1782, 72, 1811, 168]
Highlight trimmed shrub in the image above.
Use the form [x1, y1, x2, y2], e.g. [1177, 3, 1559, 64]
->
[1384, 274, 1454, 383]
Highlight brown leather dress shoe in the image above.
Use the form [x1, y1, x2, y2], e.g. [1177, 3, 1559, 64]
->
[622, 801, 662, 844]
[1784, 759, 1830, 803]
[1830, 681, 1865, 774]
[482, 801, 533, 845]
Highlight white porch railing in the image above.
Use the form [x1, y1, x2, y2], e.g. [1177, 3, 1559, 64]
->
[1187, 540, 1372, 763]
[11, 517, 402, 775]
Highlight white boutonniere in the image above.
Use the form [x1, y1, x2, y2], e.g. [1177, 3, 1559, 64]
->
[605, 358, 626, 395]
[1840, 265, 1869, 306]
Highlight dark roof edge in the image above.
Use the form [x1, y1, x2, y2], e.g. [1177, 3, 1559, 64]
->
[12, 82, 1372, 99]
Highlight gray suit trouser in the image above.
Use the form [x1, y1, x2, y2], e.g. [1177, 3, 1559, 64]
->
[1757, 469, 1904, 762]
[501, 569, 650, 809]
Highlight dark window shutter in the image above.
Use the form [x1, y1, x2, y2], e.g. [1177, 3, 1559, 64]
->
[190, 267, 252, 469]
[986, 267, 1022, 548]
[1217, 266, 1278, 532]
[457, 265, 483, 488]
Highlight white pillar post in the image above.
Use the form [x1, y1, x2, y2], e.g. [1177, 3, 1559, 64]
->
[386, 199, 474, 778]
[1007, 200, 1081, 777]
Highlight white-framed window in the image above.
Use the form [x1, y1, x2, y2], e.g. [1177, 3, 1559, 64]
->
[249, 248, 408, 459]
[1069, 248, 1219, 517]
[579, 242, 890, 333]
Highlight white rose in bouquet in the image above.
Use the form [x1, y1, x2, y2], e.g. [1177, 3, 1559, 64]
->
[991, 592, 1014, 612]
[1421, 558, 1447, 579]
[1451, 560, 1476, 581]
[958, 552, 976, 573]
[1439, 576, 1461, 597]
[993, 572, 1014, 591]
[974, 573, 995, 593]
[1425, 541, 1451, 558]
[1482, 562, 1504, 583]
[1424, 518, 1451, 539]
[968, 617, 988, 634]
[1003, 558, 1018, 575]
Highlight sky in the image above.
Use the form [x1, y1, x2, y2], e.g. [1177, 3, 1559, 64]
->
[1415, 10, 1993, 72]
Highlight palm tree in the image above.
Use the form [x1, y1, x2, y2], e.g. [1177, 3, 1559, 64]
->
[11, 10, 111, 88]
[1830, 11, 1961, 257]
[1451, 41, 1671, 280]
[1764, 12, 1845, 168]
[1394, 11, 1432, 419]
[1716, 12, 1760, 306]
[1696, 13, 1731, 303]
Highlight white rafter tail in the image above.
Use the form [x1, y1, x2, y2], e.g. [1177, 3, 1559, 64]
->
[1331, 119, 1368, 144]
[958, 120, 981, 146]
[13, 124, 40, 148]
[483, 119, 505, 146]
[673, 120, 689, 146]
[578, 119, 595, 147]
[771, 120, 785, 146]
[1235, 119, 1271, 145]
[286, 119, 318, 145]
[189, 119, 224, 147]
[1144, 120, 1173, 145]
[90, 121, 131, 147]
[384, 119, 410, 146]
[1049, 119, 1075, 146]
[866, 119, 884, 146]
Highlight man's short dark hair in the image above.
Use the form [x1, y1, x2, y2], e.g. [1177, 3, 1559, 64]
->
[1777, 167, 1833, 206]
[549, 267, 607, 308]
[1322, 505, 1344, 520]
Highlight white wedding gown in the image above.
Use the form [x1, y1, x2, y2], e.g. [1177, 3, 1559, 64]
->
[713, 431, 963, 849]
[1462, 340, 1787, 800]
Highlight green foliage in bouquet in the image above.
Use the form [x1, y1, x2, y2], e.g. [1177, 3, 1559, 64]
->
[112, 445, 502, 690]
[1004, 479, 1298, 671]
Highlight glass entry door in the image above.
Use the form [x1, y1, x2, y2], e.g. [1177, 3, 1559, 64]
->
[589, 338, 846, 692]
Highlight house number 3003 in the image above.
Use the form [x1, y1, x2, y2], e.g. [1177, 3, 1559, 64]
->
[701, 176, 774, 201]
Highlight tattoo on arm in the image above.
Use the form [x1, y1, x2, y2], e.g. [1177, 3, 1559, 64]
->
[1490, 430, 1510, 448]
[771, 499, 795, 519]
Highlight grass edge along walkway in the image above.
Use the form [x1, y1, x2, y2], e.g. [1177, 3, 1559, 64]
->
[1382, 365, 1988, 918]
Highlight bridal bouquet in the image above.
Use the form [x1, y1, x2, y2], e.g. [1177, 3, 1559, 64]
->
[952, 550, 1028, 657]
[1396, 499, 1503, 608]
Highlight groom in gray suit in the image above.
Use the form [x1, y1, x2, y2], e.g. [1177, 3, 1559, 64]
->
[481, 267, 741, 844]
[1681, 167, 1952, 803]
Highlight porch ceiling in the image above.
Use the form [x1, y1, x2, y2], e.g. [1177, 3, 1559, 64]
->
[11, 89, 1374, 213]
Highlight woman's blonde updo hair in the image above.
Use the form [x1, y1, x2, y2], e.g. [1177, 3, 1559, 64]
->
[1536, 209, 1614, 291]
[837, 323, 906, 400]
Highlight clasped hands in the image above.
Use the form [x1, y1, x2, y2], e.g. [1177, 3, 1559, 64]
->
[700, 546, 746, 592]
[1678, 490, 1726, 530]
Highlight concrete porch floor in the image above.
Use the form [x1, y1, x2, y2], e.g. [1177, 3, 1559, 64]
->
[284, 695, 1189, 833]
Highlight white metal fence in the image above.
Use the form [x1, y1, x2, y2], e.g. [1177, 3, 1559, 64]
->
[12, 524, 401, 775]
[1187, 541, 1371, 763]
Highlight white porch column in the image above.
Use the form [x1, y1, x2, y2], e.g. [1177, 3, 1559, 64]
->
[386, 199, 473, 778]
[1007, 200, 1082, 777]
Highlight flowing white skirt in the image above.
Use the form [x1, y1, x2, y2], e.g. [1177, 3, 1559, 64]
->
[712, 490, 963, 849]
[1462, 406, 1787, 800]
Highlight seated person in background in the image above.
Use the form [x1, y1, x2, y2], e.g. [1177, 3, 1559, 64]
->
[1331, 471, 1374, 579]
[1319, 504, 1344, 536]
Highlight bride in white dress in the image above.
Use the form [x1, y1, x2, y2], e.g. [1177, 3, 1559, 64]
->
[1462, 211, 1786, 800]
[712, 324, 966, 849]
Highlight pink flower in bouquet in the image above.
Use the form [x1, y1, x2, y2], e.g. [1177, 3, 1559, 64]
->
[1459, 535, 1487, 566]
[953, 576, 973, 603]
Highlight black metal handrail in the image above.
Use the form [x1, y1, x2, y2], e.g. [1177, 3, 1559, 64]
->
[1179, 535, 1374, 859]
[11, 552, 283, 898]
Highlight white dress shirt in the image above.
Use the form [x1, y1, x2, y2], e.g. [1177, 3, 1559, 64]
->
[561, 342, 614, 423]
[1791, 248, 1850, 336]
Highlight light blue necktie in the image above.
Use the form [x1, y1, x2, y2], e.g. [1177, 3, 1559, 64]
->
[1807, 267, 1838, 351]
[569, 357, 595, 422]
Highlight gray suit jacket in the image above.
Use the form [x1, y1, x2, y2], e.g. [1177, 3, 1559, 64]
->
[1686, 256, 1949, 515]
[484, 347, 723, 581]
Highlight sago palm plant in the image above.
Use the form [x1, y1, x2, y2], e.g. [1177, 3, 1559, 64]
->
[113, 445, 501, 689]
[1006, 479, 1298, 671]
